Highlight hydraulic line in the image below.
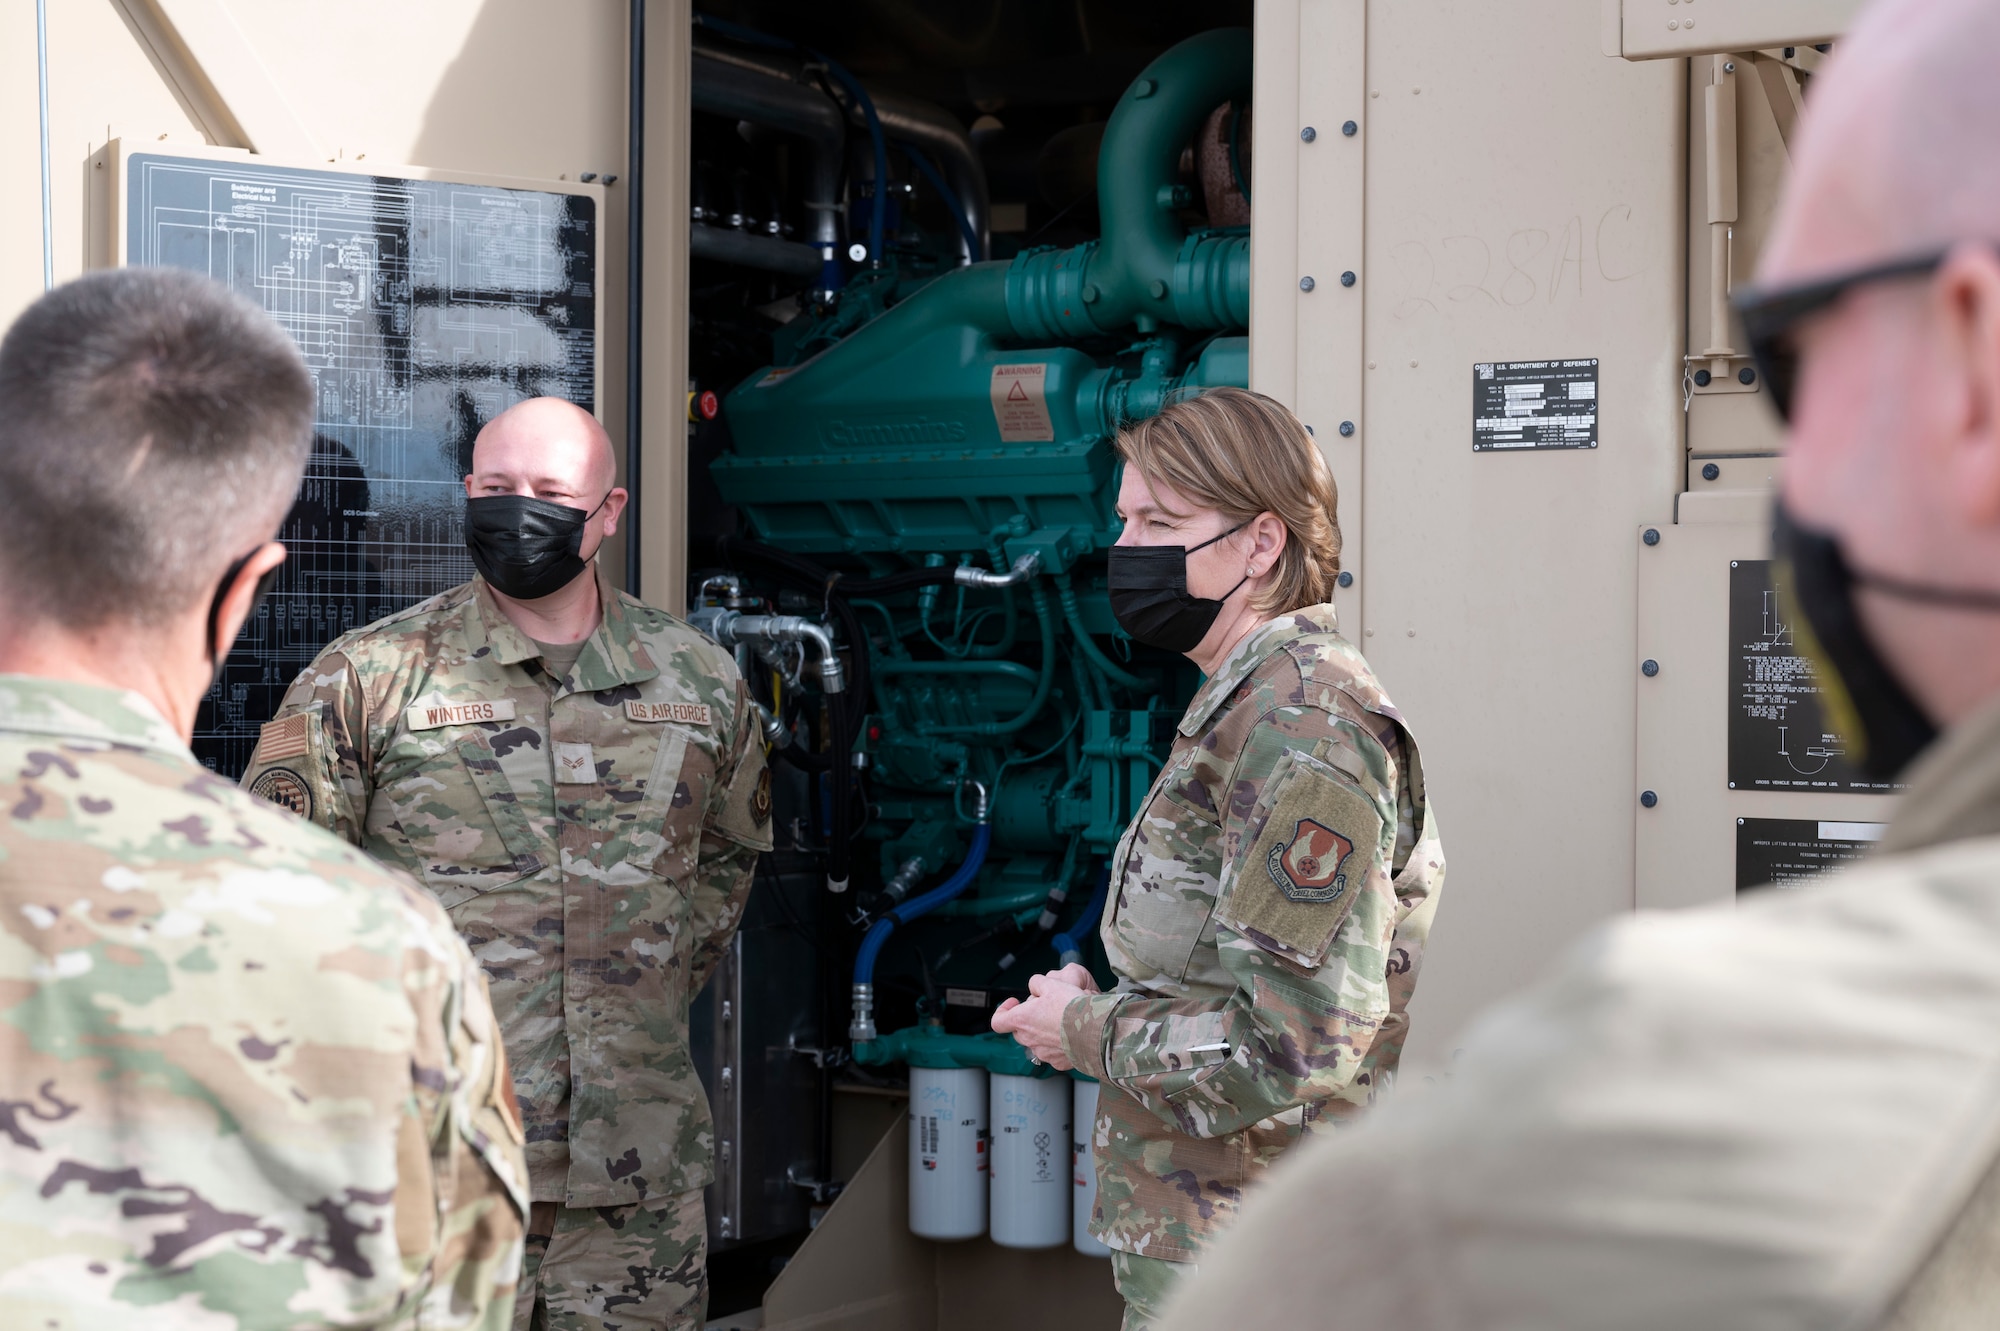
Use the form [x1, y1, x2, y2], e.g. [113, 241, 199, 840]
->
[1052, 867, 1111, 967]
[918, 581, 1056, 738]
[1055, 571, 1150, 691]
[850, 817, 992, 1041]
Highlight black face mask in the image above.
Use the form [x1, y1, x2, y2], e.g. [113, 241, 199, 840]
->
[205, 546, 282, 673]
[1772, 500, 1943, 782]
[1107, 523, 1249, 654]
[464, 493, 606, 601]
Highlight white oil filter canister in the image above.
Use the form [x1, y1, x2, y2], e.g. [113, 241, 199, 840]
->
[1071, 1078, 1111, 1257]
[909, 1065, 987, 1240]
[990, 1072, 1070, 1249]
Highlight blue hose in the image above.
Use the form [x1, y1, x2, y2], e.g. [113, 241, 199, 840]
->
[694, 14, 888, 266]
[854, 823, 992, 985]
[898, 143, 979, 266]
[1053, 867, 1111, 967]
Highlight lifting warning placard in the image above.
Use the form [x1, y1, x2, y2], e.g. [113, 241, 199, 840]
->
[1736, 817, 1885, 892]
[1472, 358, 1599, 450]
[991, 363, 1055, 442]
[1727, 560, 1903, 793]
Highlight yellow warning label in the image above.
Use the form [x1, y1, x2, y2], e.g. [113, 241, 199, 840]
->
[990, 363, 1055, 442]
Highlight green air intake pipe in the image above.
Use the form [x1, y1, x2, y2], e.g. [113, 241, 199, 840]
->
[1005, 26, 1252, 337]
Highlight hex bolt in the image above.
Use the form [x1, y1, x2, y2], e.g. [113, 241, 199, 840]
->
[1341, 271, 1357, 287]
[1738, 366, 1757, 385]
[1641, 659, 1660, 677]
[1640, 790, 1659, 808]
[1299, 275, 1316, 292]
[1643, 527, 1661, 546]
[1081, 283, 1100, 303]
[1693, 369, 1712, 386]
[1337, 571, 1355, 588]
[1300, 126, 1317, 142]
[1702, 462, 1721, 481]
[1338, 421, 1355, 437]
[1342, 120, 1358, 136]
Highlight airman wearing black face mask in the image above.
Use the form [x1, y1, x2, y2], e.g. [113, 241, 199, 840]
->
[244, 396, 771, 1331]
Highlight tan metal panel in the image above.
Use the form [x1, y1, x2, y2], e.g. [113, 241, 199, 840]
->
[1633, 512, 1897, 910]
[1617, 0, 1861, 60]
[133, 0, 327, 160]
[1354, 2, 1685, 1067]
[638, 3, 691, 612]
[1292, 0, 1367, 629]
[1248, 0, 1302, 409]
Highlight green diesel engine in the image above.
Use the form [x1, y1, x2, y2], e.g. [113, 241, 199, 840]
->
[687, 23, 1251, 1248]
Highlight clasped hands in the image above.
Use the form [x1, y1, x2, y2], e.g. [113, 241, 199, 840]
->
[990, 962, 1099, 1071]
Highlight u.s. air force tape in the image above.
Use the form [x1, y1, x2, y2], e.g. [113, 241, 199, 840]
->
[248, 766, 313, 820]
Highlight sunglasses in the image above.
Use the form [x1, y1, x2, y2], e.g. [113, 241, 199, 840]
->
[1732, 248, 1948, 423]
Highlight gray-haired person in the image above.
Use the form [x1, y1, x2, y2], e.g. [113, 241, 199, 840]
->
[0, 268, 526, 1329]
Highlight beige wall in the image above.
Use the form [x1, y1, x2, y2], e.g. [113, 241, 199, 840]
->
[1254, 0, 1688, 1073]
[1, 0, 688, 599]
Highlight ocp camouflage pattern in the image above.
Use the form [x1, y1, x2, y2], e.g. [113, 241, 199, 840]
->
[1059, 605, 1446, 1262]
[0, 675, 527, 1329]
[242, 565, 772, 1208]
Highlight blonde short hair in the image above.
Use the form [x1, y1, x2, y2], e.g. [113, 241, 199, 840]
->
[1115, 386, 1342, 614]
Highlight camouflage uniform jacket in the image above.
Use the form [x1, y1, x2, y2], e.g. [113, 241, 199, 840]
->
[0, 675, 526, 1329]
[241, 564, 773, 1208]
[1059, 605, 1446, 1262]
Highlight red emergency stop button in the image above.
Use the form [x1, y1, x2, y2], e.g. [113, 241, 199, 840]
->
[687, 389, 721, 422]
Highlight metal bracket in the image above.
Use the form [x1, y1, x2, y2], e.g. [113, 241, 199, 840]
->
[786, 1166, 846, 1204]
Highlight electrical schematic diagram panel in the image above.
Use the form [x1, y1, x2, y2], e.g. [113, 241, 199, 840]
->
[119, 150, 600, 777]
[1726, 559, 1901, 794]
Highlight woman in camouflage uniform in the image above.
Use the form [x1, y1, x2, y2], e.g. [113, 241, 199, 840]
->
[993, 387, 1446, 1330]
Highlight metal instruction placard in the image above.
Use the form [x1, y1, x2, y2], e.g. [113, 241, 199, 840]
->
[124, 151, 598, 777]
[1736, 817, 1886, 892]
[1726, 559, 1901, 793]
[1471, 358, 1598, 451]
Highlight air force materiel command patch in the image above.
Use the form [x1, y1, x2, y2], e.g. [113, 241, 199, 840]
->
[249, 766, 314, 820]
[1217, 747, 1386, 971]
[1268, 818, 1356, 903]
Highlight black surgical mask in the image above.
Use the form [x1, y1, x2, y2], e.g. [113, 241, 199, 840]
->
[1107, 523, 1249, 654]
[465, 493, 606, 601]
[1772, 500, 1941, 781]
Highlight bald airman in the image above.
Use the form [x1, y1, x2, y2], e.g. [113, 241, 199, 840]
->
[245, 395, 772, 1331]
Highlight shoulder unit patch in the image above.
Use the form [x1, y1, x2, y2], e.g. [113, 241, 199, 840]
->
[248, 766, 314, 821]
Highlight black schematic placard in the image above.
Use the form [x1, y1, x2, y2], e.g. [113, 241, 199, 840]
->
[1726, 560, 1903, 793]
[1472, 358, 1598, 451]
[126, 153, 598, 778]
[1736, 817, 1885, 892]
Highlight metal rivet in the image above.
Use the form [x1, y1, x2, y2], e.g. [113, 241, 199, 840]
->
[1640, 790, 1659, 808]
[1641, 659, 1660, 677]
[1340, 271, 1356, 287]
[1643, 528, 1661, 546]
[1338, 421, 1355, 437]
[1300, 126, 1317, 142]
[1723, 60, 1735, 73]
[1738, 366, 1757, 385]
[1337, 571, 1354, 588]
[1342, 120, 1357, 136]
[1693, 369, 1712, 387]
[1299, 275, 1316, 292]
[1684, 18, 1694, 28]
[1701, 462, 1720, 481]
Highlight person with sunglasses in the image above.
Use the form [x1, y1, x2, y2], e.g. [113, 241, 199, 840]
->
[0, 268, 527, 1327]
[1152, 2, 2000, 1327]
[243, 396, 773, 1331]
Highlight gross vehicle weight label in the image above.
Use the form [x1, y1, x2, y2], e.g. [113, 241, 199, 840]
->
[1472, 358, 1598, 451]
